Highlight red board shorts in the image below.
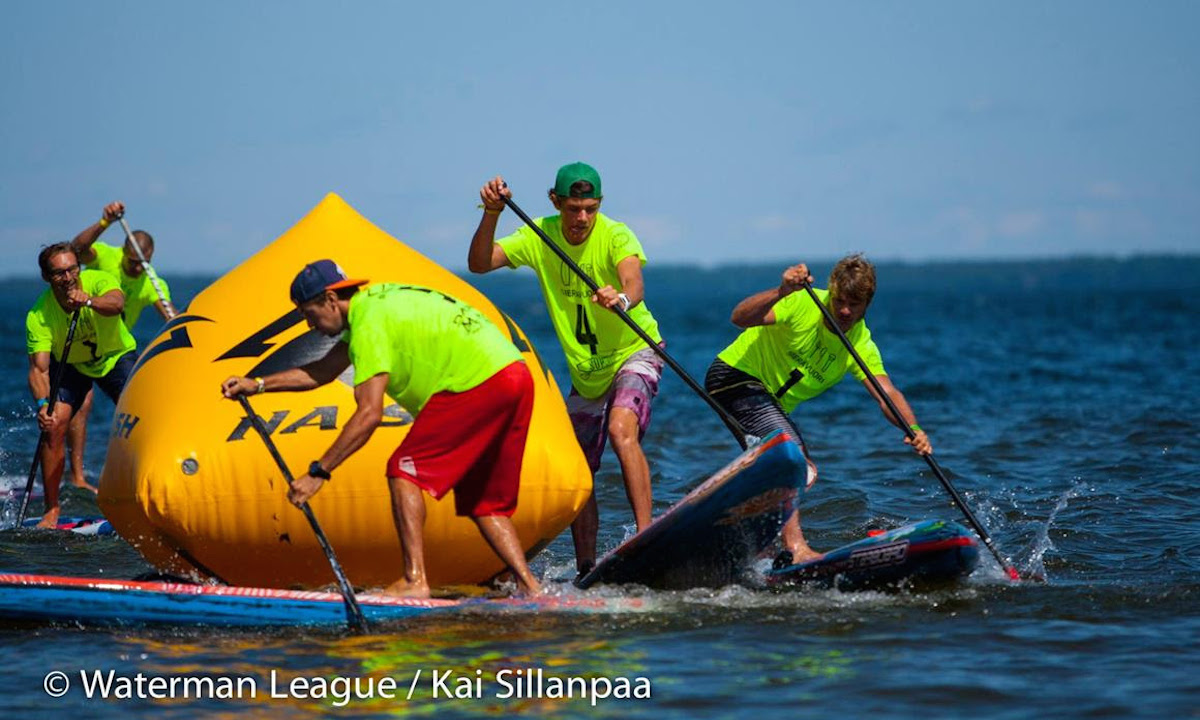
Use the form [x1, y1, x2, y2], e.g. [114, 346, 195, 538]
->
[386, 361, 533, 517]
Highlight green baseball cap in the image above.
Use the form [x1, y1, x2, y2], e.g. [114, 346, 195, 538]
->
[553, 162, 602, 198]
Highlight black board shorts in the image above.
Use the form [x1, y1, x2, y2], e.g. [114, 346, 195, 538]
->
[704, 358, 806, 451]
[50, 350, 137, 412]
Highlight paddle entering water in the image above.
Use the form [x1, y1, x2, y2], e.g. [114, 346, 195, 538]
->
[117, 214, 176, 320]
[236, 394, 369, 633]
[500, 192, 757, 448]
[799, 280, 1030, 582]
[16, 310, 82, 527]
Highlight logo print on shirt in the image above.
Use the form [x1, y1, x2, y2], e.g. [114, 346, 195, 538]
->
[454, 309, 481, 334]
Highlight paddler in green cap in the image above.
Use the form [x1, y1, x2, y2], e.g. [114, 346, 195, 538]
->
[470, 163, 665, 578]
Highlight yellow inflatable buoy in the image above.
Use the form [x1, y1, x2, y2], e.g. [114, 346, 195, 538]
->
[98, 194, 591, 589]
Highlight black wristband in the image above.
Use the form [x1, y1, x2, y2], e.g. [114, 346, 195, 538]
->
[308, 461, 331, 480]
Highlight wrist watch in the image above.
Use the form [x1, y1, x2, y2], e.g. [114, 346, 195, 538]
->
[308, 461, 331, 480]
[617, 293, 631, 312]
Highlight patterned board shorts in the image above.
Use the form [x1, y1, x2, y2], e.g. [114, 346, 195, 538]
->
[705, 358, 817, 488]
[566, 345, 665, 471]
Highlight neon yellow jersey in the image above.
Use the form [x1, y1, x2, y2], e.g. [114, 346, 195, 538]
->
[25, 269, 137, 378]
[342, 284, 523, 415]
[497, 212, 661, 399]
[717, 287, 886, 413]
[90, 242, 171, 329]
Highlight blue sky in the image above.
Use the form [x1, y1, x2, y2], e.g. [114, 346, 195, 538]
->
[3, 2, 1197, 277]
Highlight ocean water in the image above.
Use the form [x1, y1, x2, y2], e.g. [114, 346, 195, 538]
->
[0, 256, 1197, 719]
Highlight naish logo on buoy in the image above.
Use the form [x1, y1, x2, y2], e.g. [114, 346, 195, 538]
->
[112, 412, 140, 440]
[226, 404, 412, 442]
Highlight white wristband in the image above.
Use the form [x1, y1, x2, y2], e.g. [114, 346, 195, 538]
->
[617, 293, 631, 312]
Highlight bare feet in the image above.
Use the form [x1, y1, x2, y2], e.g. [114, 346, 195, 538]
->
[487, 569, 544, 597]
[70, 479, 98, 494]
[516, 576, 543, 597]
[35, 506, 61, 529]
[789, 545, 825, 564]
[381, 577, 431, 599]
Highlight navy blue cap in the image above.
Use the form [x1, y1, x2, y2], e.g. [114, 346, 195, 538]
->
[289, 259, 368, 305]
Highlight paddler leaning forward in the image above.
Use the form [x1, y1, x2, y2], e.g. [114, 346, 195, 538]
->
[220, 259, 541, 598]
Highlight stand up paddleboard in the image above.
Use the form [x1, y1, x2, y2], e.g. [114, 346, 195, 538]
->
[764, 519, 979, 591]
[576, 430, 806, 590]
[18, 516, 114, 536]
[0, 572, 645, 628]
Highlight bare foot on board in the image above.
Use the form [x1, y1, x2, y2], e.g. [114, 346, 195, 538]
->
[789, 546, 825, 564]
[381, 578, 431, 600]
[35, 507, 61, 529]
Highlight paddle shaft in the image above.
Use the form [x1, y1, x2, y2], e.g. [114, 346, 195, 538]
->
[500, 195, 751, 445]
[117, 217, 175, 319]
[800, 281, 1022, 581]
[236, 394, 369, 633]
[17, 310, 82, 526]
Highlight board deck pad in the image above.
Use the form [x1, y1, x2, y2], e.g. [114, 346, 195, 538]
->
[764, 519, 980, 590]
[19, 516, 114, 536]
[0, 572, 648, 628]
[576, 430, 805, 590]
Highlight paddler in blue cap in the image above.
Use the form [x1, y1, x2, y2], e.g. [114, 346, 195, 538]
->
[221, 260, 541, 598]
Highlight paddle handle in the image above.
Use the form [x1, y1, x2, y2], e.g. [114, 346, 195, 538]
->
[118, 217, 176, 319]
[800, 281, 1021, 581]
[236, 394, 369, 633]
[17, 310, 82, 527]
[500, 195, 752, 446]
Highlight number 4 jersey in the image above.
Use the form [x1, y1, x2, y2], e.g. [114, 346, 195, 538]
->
[26, 269, 137, 378]
[497, 213, 661, 399]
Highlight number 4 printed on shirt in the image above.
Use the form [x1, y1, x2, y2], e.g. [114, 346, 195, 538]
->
[575, 304, 599, 355]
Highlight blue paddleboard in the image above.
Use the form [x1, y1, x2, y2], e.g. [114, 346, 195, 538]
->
[576, 430, 806, 590]
[0, 572, 646, 628]
[764, 519, 980, 590]
[20, 516, 114, 536]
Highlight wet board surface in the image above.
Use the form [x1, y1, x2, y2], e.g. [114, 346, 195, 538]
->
[20, 516, 114, 536]
[764, 519, 980, 590]
[0, 572, 647, 628]
[576, 430, 806, 590]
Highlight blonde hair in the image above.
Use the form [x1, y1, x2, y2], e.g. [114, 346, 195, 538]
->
[829, 253, 876, 304]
